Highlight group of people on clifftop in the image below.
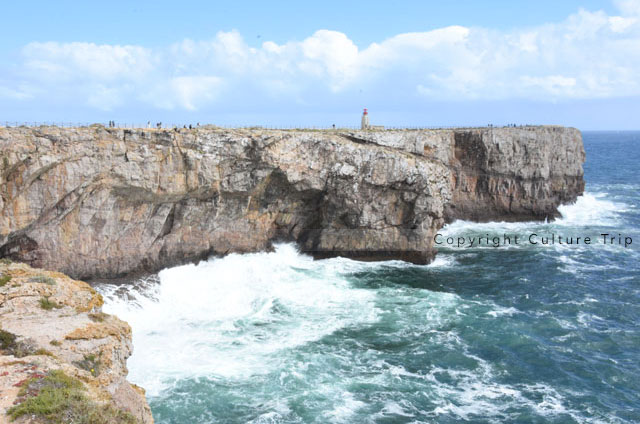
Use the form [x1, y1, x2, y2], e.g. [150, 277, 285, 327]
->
[105, 121, 202, 129]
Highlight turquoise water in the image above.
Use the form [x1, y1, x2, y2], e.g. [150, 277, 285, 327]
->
[98, 132, 640, 423]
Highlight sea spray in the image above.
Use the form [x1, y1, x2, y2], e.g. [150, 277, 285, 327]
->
[99, 244, 381, 395]
[95, 133, 640, 424]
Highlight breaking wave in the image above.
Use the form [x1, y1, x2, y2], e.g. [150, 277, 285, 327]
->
[96, 149, 640, 424]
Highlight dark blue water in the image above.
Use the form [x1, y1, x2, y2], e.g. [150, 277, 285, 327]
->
[100, 131, 640, 423]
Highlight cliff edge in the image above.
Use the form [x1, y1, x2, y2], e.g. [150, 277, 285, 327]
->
[0, 260, 153, 423]
[0, 125, 584, 278]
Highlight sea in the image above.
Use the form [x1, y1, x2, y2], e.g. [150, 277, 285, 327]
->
[96, 131, 640, 423]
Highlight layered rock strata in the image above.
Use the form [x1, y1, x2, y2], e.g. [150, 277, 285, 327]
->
[0, 126, 585, 278]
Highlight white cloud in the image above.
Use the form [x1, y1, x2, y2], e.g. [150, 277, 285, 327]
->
[300, 30, 359, 90]
[86, 84, 125, 110]
[146, 76, 225, 110]
[0, 84, 33, 100]
[521, 75, 577, 95]
[7, 1, 640, 110]
[614, 0, 640, 16]
[23, 42, 152, 82]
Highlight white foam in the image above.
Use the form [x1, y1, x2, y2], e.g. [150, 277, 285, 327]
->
[248, 403, 293, 424]
[577, 312, 605, 327]
[323, 391, 366, 423]
[486, 306, 520, 318]
[93, 232, 625, 423]
[375, 401, 415, 418]
[98, 244, 380, 396]
[440, 219, 533, 236]
[427, 254, 457, 268]
[427, 365, 589, 422]
[408, 333, 603, 423]
[440, 192, 626, 239]
[435, 192, 630, 258]
[556, 192, 626, 227]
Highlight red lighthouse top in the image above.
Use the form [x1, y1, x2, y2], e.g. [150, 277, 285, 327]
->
[363, 108, 368, 115]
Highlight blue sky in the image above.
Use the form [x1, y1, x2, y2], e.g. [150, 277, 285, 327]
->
[1, 0, 639, 129]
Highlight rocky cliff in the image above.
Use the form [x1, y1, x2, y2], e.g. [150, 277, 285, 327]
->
[0, 125, 584, 279]
[0, 260, 153, 423]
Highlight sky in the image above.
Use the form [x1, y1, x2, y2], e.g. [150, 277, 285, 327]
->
[1, 0, 639, 129]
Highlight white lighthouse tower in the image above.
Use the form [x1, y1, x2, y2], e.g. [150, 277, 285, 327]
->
[361, 108, 370, 130]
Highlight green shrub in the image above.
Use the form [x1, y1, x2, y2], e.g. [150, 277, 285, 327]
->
[8, 369, 139, 423]
[39, 297, 63, 310]
[0, 329, 37, 357]
[0, 274, 11, 287]
[50, 340, 61, 346]
[74, 353, 102, 377]
[0, 329, 17, 351]
[33, 348, 55, 357]
[0, 257, 12, 265]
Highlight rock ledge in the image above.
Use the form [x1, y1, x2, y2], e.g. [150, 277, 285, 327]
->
[0, 260, 153, 423]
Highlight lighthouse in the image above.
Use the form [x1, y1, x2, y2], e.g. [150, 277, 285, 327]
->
[361, 108, 370, 130]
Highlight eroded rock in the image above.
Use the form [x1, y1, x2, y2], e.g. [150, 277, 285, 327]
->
[0, 261, 153, 423]
[0, 125, 584, 278]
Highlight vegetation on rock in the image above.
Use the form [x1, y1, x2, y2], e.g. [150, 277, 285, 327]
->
[88, 312, 108, 322]
[0, 329, 17, 351]
[40, 297, 63, 310]
[33, 348, 55, 357]
[74, 352, 102, 377]
[30, 275, 57, 285]
[0, 262, 153, 423]
[0, 329, 41, 357]
[7, 370, 139, 423]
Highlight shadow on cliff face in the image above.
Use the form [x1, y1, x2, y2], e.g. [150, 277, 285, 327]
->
[259, 169, 326, 244]
[0, 234, 39, 266]
[453, 130, 487, 170]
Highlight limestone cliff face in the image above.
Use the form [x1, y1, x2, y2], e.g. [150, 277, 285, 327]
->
[443, 127, 586, 222]
[0, 125, 584, 278]
[0, 260, 153, 423]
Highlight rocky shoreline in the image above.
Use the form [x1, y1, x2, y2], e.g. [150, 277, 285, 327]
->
[0, 260, 153, 423]
[0, 125, 585, 279]
[0, 124, 586, 422]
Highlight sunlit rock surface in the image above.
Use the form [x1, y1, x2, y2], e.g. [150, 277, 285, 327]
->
[0, 126, 584, 278]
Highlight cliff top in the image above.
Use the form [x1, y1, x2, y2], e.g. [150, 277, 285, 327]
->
[0, 123, 573, 133]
